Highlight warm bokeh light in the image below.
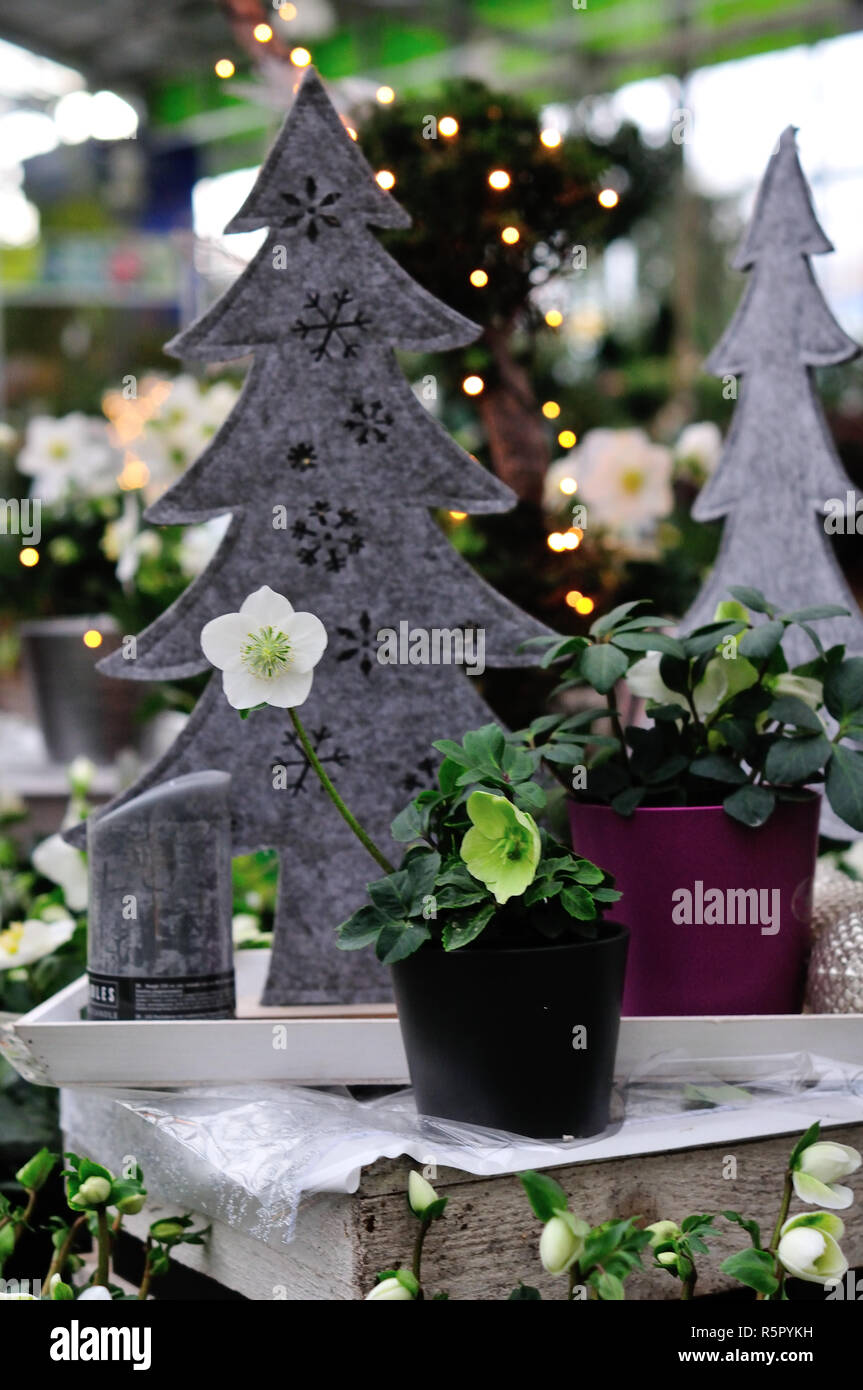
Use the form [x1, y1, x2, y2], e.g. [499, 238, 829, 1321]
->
[117, 454, 151, 490]
[469, 269, 488, 287]
[376, 86, 395, 105]
[83, 629, 103, 649]
[253, 23, 273, 43]
[559, 476, 578, 495]
[540, 128, 562, 149]
[279, 3, 298, 17]
[566, 591, 595, 615]
[501, 225, 520, 244]
[19, 547, 39, 567]
[345, 124, 358, 141]
[562, 527, 582, 550]
[488, 169, 511, 190]
[214, 59, 235, 79]
[449, 510, 467, 522]
[462, 375, 484, 396]
[547, 532, 565, 552]
[438, 116, 459, 137]
[558, 429, 577, 448]
[541, 400, 560, 419]
[375, 169, 396, 190]
[290, 47, 312, 66]
[545, 309, 564, 328]
[598, 188, 619, 209]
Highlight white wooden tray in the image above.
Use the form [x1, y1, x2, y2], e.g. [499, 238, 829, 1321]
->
[2, 949, 862, 1089]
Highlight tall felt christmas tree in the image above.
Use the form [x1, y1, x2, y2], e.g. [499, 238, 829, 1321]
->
[74, 69, 553, 1004]
[682, 126, 862, 667]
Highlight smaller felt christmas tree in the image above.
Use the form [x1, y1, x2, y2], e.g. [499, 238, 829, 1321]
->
[682, 126, 862, 667]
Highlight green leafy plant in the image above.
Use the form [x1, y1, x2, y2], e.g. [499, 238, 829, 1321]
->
[365, 1170, 449, 1301]
[336, 722, 620, 964]
[519, 1170, 651, 1300]
[521, 588, 863, 829]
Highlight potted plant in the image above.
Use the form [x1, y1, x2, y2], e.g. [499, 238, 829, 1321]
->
[335, 722, 626, 1139]
[519, 587, 863, 1017]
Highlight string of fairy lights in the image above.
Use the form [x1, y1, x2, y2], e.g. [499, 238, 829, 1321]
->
[18, 15, 621, 625]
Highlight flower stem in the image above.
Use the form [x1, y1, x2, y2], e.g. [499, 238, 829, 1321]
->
[289, 708, 395, 874]
[411, 1218, 430, 1301]
[95, 1207, 110, 1287]
[138, 1240, 153, 1301]
[757, 1168, 793, 1301]
[43, 1214, 87, 1291]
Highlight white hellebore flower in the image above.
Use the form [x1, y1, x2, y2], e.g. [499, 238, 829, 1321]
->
[17, 413, 119, 503]
[770, 673, 824, 713]
[540, 1214, 586, 1276]
[569, 428, 673, 536]
[408, 1170, 439, 1217]
[674, 421, 722, 480]
[0, 917, 75, 970]
[201, 586, 327, 711]
[792, 1141, 861, 1210]
[32, 832, 88, 911]
[626, 651, 727, 721]
[365, 1272, 417, 1300]
[77, 1285, 112, 1301]
[777, 1212, 847, 1285]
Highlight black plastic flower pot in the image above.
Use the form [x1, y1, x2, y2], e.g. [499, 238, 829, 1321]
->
[390, 922, 629, 1141]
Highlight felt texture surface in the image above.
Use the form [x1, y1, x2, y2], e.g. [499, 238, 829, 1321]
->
[70, 68, 554, 1004]
[682, 126, 863, 669]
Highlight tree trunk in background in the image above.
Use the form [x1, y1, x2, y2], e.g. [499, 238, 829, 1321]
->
[478, 326, 549, 505]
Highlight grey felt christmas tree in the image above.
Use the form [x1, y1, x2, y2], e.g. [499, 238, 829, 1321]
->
[71, 68, 552, 1005]
[682, 126, 862, 668]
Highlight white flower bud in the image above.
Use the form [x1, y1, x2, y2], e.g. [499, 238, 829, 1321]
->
[540, 1215, 582, 1276]
[408, 1170, 439, 1217]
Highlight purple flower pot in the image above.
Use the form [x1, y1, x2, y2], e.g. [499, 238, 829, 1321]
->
[568, 796, 820, 1016]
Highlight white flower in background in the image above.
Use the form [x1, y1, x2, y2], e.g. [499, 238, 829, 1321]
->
[0, 917, 75, 970]
[32, 832, 88, 910]
[674, 421, 722, 481]
[770, 673, 824, 712]
[777, 1212, 848, 1285]
[232, 912, 267, 945]
[17, 413, 119, 503]
[138, 374, 238, 493]
[101, 493, 147, 583]
[565, 429, 674, 536]
[178, 515, 231, 579]
[792, 1141, 861, 1210]
[201, 586, 327, 710]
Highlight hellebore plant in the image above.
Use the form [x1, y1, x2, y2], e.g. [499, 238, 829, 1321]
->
[519, 1170, 651, 1301]
[366, 1170, 449, 1301]
[336, 722, 621, 963]
[523, 587, 863, 829]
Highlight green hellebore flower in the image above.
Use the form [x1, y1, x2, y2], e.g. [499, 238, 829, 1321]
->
[114, 1191, 147, 1215]
[713, 599, 749, 625]
[646, 1219, 680, 1248]
[777, 1212, 847, 1285]
[407, 1170, 439, 1217]
[71, 1176, 112, 1208]
[460, 790, 541, 905]
[792, 1141, 861, 1210]
[539, 1214, 586, 1276]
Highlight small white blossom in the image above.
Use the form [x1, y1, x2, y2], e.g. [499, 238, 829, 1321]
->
[0, 917, 75, 970]
[32, 833, 88, 910]
[201, 586, 327, 711]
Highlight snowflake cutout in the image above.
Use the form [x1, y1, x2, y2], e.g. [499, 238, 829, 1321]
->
[292, 289, 371, 362]
[336, 611, 376, 677]
[280, 176, 342, 241]
[401, 755, 439, 793]
[291, 500, 364, 572]
[343, 398, 394, 445]
[287, 440, 318, 471]
[273, 725, 350, 795]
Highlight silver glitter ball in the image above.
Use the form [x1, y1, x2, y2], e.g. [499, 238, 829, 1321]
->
[807, 867, 863, 1013]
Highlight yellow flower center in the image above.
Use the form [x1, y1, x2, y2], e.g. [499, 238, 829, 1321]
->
[620, 468, 645, 495]
[0, 922, 25, 955]
[49, 442, 69, 460]
[241, 625, 293, 679]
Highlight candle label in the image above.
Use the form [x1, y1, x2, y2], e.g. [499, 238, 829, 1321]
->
[87, 970, 235, 1021]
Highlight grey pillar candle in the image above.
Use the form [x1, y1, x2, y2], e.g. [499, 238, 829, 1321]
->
[86, 770, 235, 1020]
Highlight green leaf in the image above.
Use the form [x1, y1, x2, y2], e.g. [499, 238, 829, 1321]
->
[719, 1247, 778, 1296]
[390, 800, 430, 843]
[611, 631, 687, 657]
[689, 754, 748, 784]
[513, 782, 547, 814]
[766, 696, 824, 732]
[723, 784, 776, 827]
[570, 859, 605, 884]
[824, 658, 863, 721]
[508, 1283, 542, 1300]
[789, 1121, 821, 1170]
[589, 599, 651, 637]
[375, 921, 431, 965]
[561, 884, 598, 919]
[738, 621, 785, 660]
[542, 743, 587, 765]
[403, 851, 441, 914]
[721, 1210, 762, 1249]
[593, 1270, 625, 1301]
[763, 734, 831, 785]
[518, 1170, 569, 1222]
[728, 586, 773, 614]
[683, 621, 746, 658]
[826, 743, 863, 831]
[611, 785, 646, 816]
[442, 903, 495, 951]
[658, 653, 691, 694]
[781, 604, 849, 623]
[368, 870, 414, 922]
[529, 714, 564, 737]
[580, 642, 629, 694]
